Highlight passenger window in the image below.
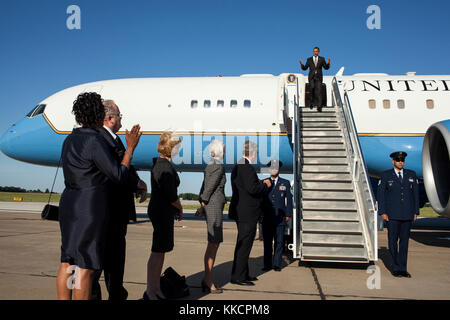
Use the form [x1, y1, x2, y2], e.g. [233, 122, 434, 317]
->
[217, 100, 224, 108]
[244, 100, 251, 108]
[368, 99, 376, 109]
[191, 100, 198, 108]
[426, 99, 434, 109]
[383, 99, 390, 109]
[204, 100, 211, 108]
[397, 99, 405, 109]
[230, 100, 238, 108]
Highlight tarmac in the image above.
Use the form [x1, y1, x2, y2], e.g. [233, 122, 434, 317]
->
[1, 202, 450, 300]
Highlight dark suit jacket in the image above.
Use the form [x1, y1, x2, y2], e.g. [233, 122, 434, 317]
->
[147, 157, 180, 219]
[99, 127, 139, 222]
[377, 169, 420, 221]
[229, 158, 268, 223]
[261, 177, 293, 225]
[301, 56, 330, 82]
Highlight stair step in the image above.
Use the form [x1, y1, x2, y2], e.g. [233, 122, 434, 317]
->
[300, 106, 335, 110]
[301, 137, 344, 144]
[302, 150, 347, 157]
[301, 130, 342, 137]
[302, 165, 350, 173]
[302, 221, 361, 233]
[302, 233, 365, 246]
[302, 190, 355, 201]
[301, 117, 338, 122]
[302, 144, 345, 151]
[301, 246, 367, 261]
[302, 200, 357, 211]
[301, 173, 352, 182]
[302, 181, 354, 191]
[301, 113, 336, 118]
[301, 122, 340, 128]
[302, 158, 349, 165]
[302, 210, 359, 221]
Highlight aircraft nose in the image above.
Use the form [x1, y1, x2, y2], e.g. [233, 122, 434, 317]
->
[0, 125, 16, 156]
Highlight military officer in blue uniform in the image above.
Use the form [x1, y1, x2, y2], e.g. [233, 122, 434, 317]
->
[377, 151, 419, 278]
[261, 160, 293, 272]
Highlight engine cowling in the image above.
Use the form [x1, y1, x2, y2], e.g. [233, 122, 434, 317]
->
[422, 120, 450, 217]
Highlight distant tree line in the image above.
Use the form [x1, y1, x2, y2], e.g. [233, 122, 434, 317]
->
[1, 186, 230, 200]
[0, 186, 51, 193]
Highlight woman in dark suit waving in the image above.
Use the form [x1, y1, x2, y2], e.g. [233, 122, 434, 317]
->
[56, 92, 142, 300]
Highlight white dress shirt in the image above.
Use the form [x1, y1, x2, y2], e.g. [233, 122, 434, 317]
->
[103, 125, 117, 140]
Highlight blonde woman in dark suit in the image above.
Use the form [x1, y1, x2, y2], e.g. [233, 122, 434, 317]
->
[199, 140, 226, 294]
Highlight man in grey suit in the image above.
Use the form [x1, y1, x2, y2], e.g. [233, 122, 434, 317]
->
[229, 141, 271, 286]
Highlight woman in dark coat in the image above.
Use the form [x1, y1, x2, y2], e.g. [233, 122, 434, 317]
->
[56, 92, 142, 300]
[144, 132, 182, 300]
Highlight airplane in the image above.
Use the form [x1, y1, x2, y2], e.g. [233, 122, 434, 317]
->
[0, 71, 449, 219]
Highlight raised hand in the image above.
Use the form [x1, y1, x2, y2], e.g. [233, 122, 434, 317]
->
[125, 124, 142, 151]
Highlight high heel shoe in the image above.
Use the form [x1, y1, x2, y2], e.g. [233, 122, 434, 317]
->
[142, 290, 167, 300]
[201, 280, 223, 294]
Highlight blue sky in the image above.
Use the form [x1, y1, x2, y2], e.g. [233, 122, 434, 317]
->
[0, 0, 449, 195]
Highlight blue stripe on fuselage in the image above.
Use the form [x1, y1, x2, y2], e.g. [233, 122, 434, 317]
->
[1, 114, 424, 178]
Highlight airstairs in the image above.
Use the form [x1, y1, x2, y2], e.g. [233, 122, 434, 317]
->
[286, 75, 378, 263]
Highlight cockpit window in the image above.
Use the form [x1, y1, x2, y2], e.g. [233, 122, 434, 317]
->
[26, 104, 46, 118]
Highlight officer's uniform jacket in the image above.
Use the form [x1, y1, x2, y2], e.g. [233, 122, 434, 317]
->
[261, 177, 293, 225]
[377, 168, 420, 221]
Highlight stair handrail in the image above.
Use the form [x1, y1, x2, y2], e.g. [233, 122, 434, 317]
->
[331, 77, 378, 261]
[292, 85, 302, 259]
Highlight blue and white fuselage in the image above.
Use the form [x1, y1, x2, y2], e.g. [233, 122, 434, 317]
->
[0, 72, 449, 215]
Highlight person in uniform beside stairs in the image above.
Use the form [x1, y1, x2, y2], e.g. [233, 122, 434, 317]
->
[377, 151, 419, 278]
[300, 46, 330, 112]
[261, 160, 293, 272]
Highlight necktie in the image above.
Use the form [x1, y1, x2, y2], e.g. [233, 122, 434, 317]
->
[314, 56, 318, 67]
[398, 172, 403, 182]
[116, 136, 125, 151]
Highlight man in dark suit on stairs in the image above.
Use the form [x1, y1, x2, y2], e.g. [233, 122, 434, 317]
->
[300, 46, 330, 112]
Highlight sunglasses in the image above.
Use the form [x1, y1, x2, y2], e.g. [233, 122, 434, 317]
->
[394, 158, 405, 162]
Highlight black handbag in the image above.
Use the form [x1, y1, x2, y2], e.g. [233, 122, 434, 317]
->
[160, 267, 190, 299]
[41, 204, 59, 221]
[41, 159, 61, 221]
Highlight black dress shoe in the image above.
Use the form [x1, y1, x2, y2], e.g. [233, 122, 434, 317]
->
[262, 267, 272, 271]
[273, 266, 281, 272]
[231, 280, 255, 286]
[401, 271, 412, 278]
[391, 271, 402, 277]
[246, 276, 258, 281]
